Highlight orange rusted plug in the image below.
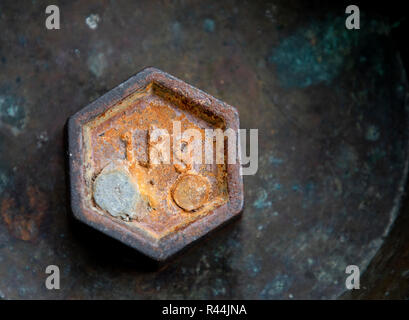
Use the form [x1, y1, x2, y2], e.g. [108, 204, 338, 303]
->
[68, 67, 243, 260]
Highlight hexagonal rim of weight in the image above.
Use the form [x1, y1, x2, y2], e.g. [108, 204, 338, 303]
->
[67, 67, 244, 261]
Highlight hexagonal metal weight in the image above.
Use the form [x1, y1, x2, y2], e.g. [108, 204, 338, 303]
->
[68, 67, 244, 261]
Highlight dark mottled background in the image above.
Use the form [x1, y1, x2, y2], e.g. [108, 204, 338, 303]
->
[0, 0, 408, 299]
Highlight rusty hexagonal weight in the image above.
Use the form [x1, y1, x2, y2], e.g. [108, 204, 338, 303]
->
[68, 67, 244, 261]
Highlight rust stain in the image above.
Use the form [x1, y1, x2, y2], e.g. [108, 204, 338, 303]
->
[1, 185, 48, 242]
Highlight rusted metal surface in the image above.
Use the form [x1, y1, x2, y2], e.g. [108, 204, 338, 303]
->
[68, 68, 243, 260]
[1, 0, 409, 299]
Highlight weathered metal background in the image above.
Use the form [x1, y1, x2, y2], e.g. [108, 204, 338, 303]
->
[0, 0, 408, 299]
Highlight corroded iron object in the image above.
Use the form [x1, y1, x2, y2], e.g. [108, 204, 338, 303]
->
[68, 67, 244, 261]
